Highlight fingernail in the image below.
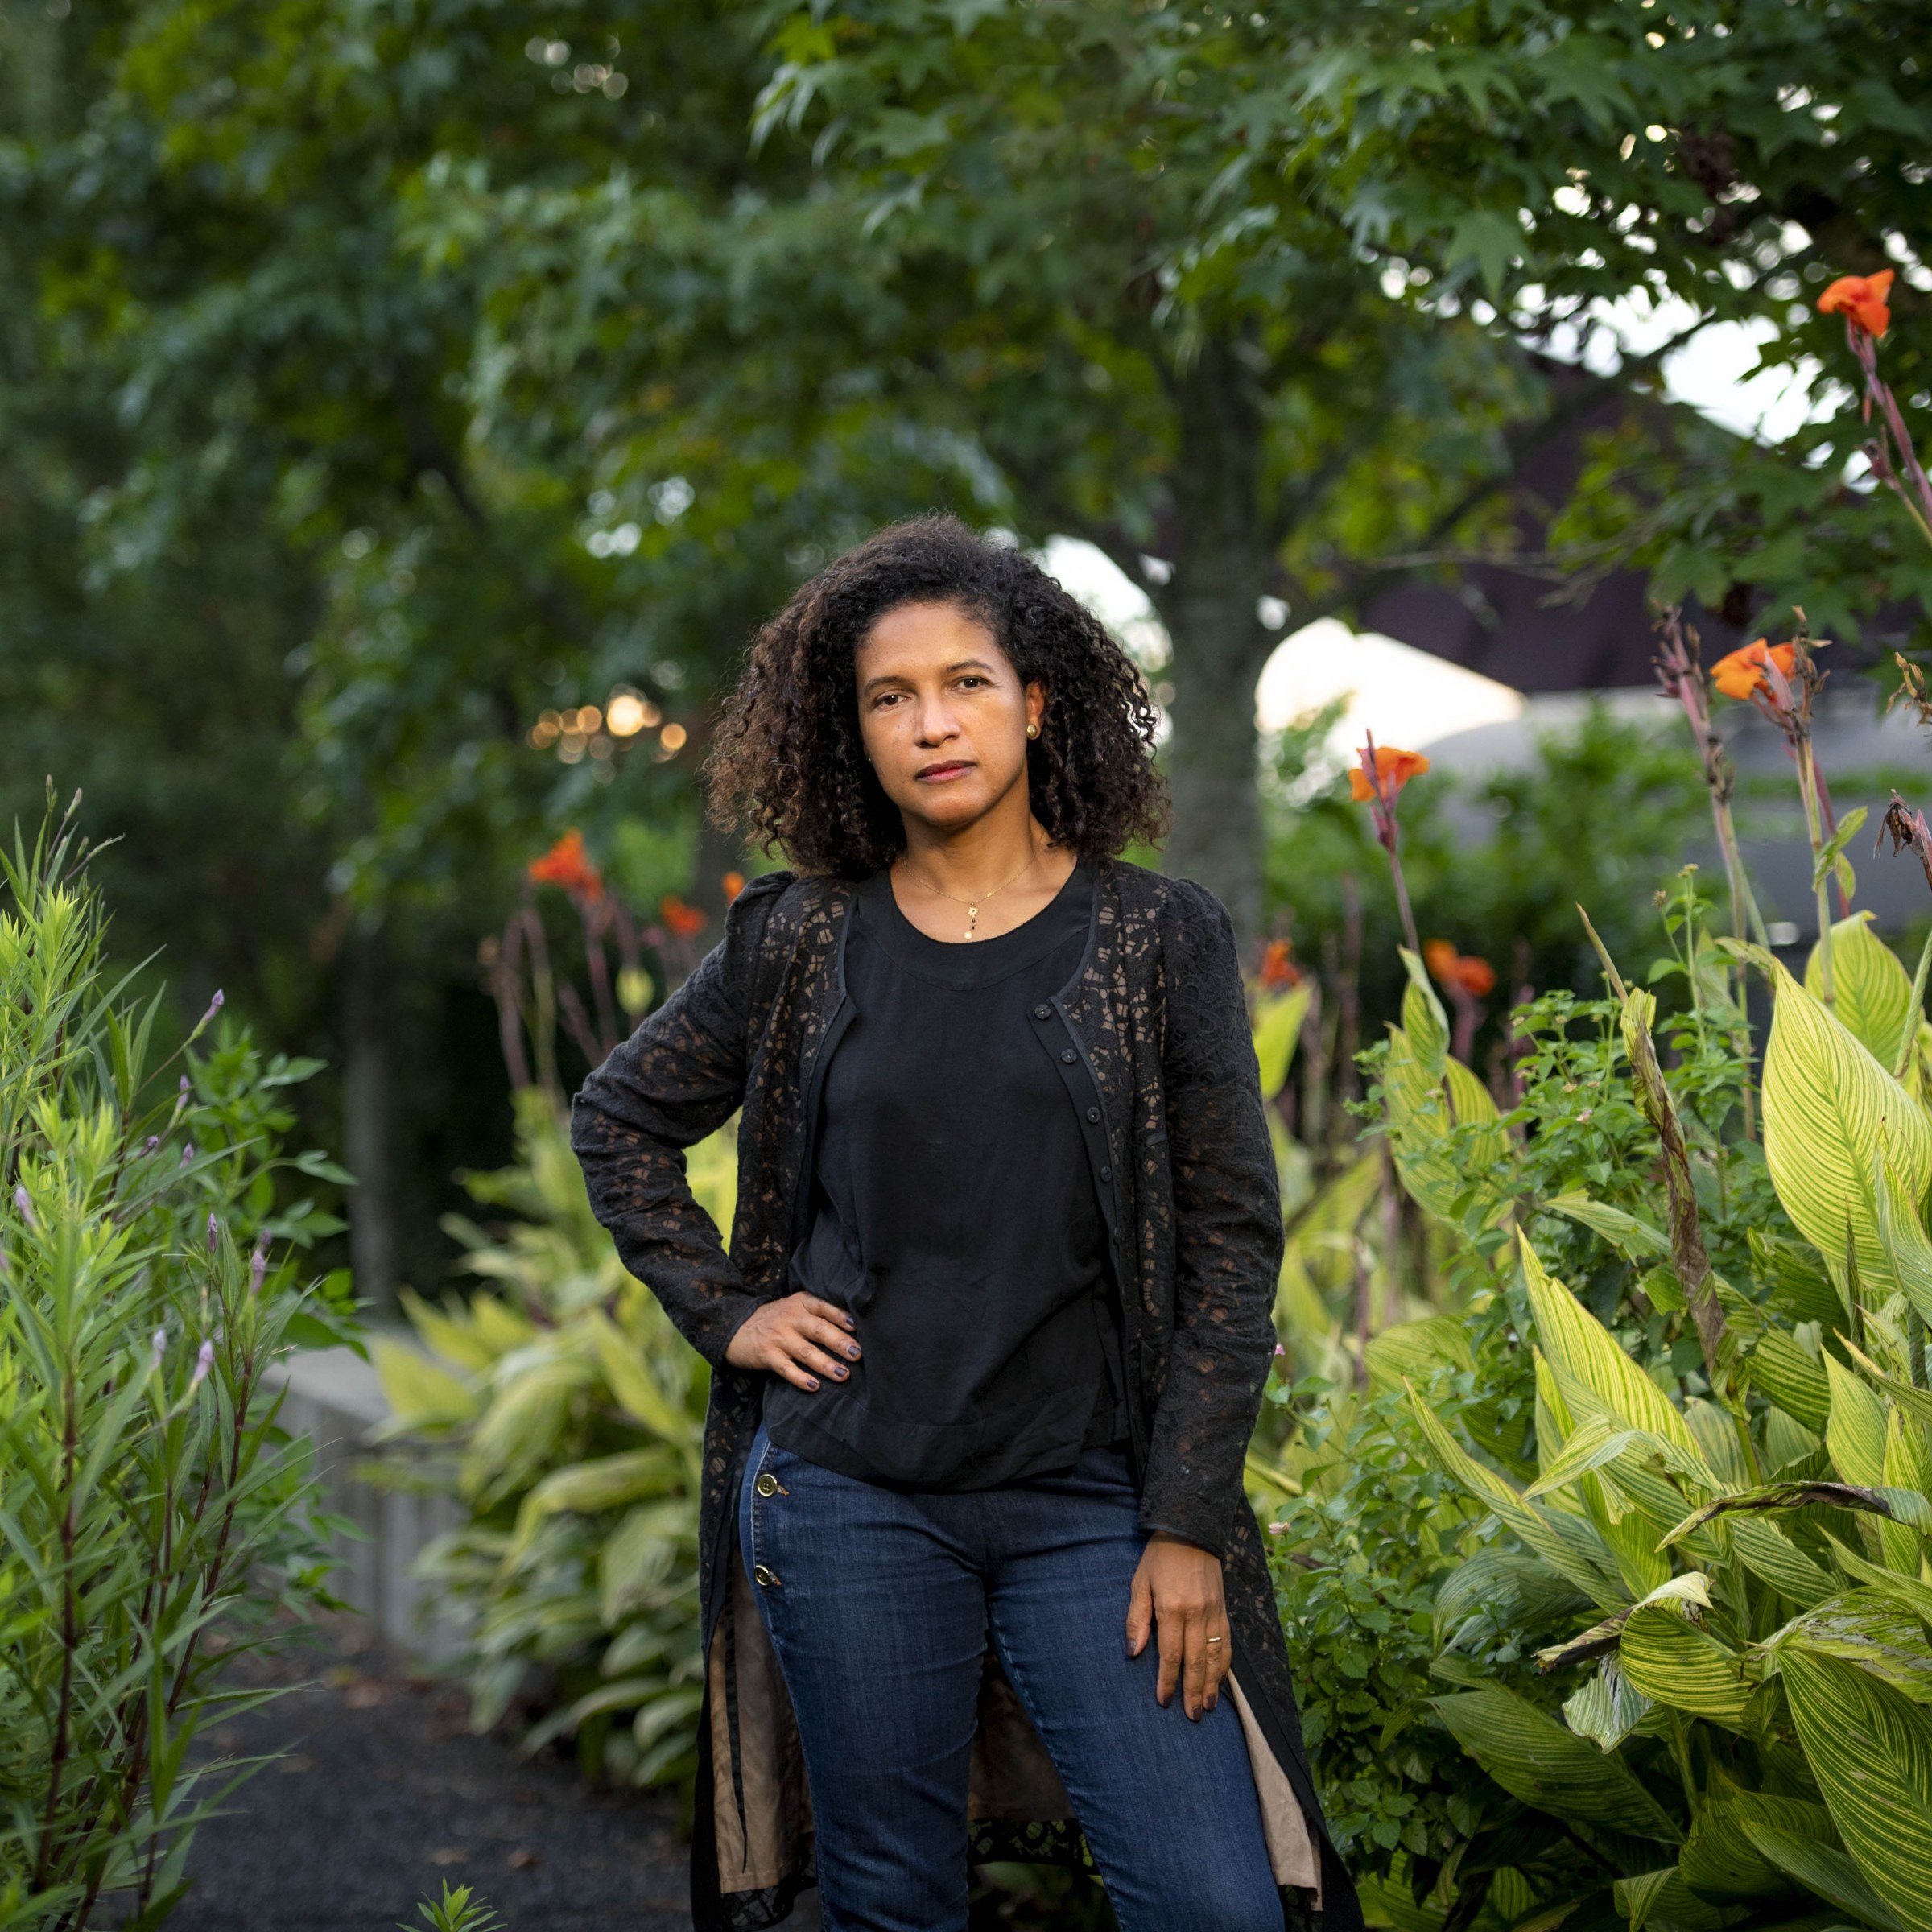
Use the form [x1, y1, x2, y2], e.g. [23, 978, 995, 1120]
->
[832, 1365, 848, 1378]
[845, 1345, 861, 1360]
[806, 1377, 819, 1390]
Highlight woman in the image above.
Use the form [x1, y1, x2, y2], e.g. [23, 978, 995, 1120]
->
[572, 517, 1359, 1932]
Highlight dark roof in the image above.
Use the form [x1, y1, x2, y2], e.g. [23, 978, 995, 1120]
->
[1356, 359, 1908, 691]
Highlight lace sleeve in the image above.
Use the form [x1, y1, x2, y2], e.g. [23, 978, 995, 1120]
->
[1137, 882, 1282, 1558]
[569, 873, 791, 1366]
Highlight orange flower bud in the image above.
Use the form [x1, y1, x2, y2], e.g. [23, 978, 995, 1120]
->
[1348, 745, 1430, 801]
[1818, 268, 1894, 340]
[526, 829, 604, 900]
[722, 870, 746, 902]
[1259, 939, 1300, 991]
[659, 894, 708, 939]
[1710, 639, 1797, 701]
[1425, 940, 1496, 998]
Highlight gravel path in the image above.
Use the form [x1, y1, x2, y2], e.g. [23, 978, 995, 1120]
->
[168, 1622, 773, 1932]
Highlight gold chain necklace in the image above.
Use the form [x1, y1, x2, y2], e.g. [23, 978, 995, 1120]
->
[904, 844, 1043, 940]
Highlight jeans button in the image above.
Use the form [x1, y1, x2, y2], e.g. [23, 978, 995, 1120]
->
[754, 1472, 779, 1498]
[753, 1563, 779, 1587]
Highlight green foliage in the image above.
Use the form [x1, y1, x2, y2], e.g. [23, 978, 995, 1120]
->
[1323, 840, 1932, 1930]
[1265, 1374, 1491, 1877]
[375, 1092, 729, 1791]
[1266, 708, 1710, 1077]
[403, 1884, 501, 1932]
[0, 800, 357, 1929]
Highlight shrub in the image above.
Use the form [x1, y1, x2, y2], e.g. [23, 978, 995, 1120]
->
[1299, 626, 1932, 1931]
[374, 1091, 724, 1790]
[0, 800, 356, 1928]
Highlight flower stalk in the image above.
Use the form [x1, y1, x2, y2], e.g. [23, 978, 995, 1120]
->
[1820, 270, 1932, 551]
[1654, 609, 1768, 949]
[1352, 734, 1429, 960]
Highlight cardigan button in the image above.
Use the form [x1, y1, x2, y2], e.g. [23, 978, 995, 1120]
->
[1086, 1107, 1101, 1123]
[1033, 1003, 1051, 1021]
[754, 1472, 779, 1498]
[753, 1563, 779, 1587]
[1061, 1049, 1077, 1064]
[1100, 1166, 1113, 1181]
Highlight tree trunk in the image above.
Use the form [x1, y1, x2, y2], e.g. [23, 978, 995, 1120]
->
[341, 924, 398, 1314]
[1152, 336, 1272, 952]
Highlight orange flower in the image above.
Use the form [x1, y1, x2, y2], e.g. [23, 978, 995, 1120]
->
[1348, 745, 1430, 802]
[1425, 940, 1496, 999]
[526, 829, 603, 901]
[1259, 939, 1301, 991]
[1710, 638, 1797, 701]
[659, 894, 708, 940]
[1818, 269, 1894, 340]
[721, 870, 745, 902]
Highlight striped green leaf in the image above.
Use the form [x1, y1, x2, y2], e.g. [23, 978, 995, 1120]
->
[1845, 1340, 1932, 1435]
[1430, 1684, 1682, 1842]
[1752, 1331, 1833, 1435]
[1521, 1235, 1703, 1459]
[1406, 1381, 1628, 1606]
[1399, 947, 1451, 1076]
[1252, 984, 1311, 1100]
[1543, 1191, 1670, 1260]
[1781, 1645, 1932, 1932]
[1827, 1353, 1890, 1488]
[1874, 1139, 1932, 1327]
[1739, 1818, 1905, 1930]
[1774, 1593, 1932, 1706]
[1761, 960, 1932, 1304]
[1883, 1404, 1932, 1575]
[1562, 1658, 1653, 1752]
[1682, 1790, 1835, 1897]
[1619, 1600, 1755, 1727]
[1614, 1869, 1728, 1932]
[1809, 913, 1918, 1071]
[1730, 1516, 1838, 1608]
[1827, 1533, 1932, 1624]
[1385, 1022, 1511, 1228]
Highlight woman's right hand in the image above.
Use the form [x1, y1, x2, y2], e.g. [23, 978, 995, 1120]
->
[724, 1293, 861, 1390]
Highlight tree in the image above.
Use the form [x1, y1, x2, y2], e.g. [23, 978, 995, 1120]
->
[749, 0, 1930, 929]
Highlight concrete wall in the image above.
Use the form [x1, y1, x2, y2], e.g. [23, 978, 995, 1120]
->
[264, 1343, 470, 1661]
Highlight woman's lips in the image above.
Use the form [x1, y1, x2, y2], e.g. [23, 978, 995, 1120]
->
[915, 762, 973, 781]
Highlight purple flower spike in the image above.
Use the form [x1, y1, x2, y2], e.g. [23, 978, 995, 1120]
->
[12, 1185, 33, 1232]
[207, 1212, 220, 1254]
[249, 1243, 268, 1296]
[190, 1339, 215, 1390]
[180, 1075, 190, 1095]
[142, 1136, 160, 1155]
[179, 1142, 196, 1168]
[151, 1327, 167, 1374]
[199, 989, 225, 1027]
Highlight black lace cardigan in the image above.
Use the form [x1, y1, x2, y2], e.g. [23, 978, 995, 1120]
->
[572, 857, 1360, 1932]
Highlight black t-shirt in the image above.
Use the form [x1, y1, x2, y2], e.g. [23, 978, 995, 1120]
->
[762, 858, 1125, 1489]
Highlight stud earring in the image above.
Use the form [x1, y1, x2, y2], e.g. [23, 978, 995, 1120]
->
[1026, 723, 1039, 739]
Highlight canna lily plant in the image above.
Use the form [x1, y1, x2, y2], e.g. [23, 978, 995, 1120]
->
[1347, 646, 1932, 1925]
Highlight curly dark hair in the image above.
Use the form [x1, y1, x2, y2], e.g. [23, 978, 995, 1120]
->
[706, 515, 1169, 877]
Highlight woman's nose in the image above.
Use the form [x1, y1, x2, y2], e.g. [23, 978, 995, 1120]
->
[914, 700, 958, 744]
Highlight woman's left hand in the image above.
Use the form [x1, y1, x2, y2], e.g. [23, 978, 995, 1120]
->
[1125, 1532, 1231, 1719]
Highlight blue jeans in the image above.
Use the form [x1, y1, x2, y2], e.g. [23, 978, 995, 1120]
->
[739, 1424, 1282, 1932]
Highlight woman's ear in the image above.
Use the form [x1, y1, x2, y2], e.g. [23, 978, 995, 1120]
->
[1025, 680, 1046, 740]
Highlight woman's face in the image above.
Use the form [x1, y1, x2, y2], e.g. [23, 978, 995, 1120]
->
[853, 600, 1044, 837]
